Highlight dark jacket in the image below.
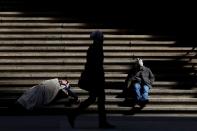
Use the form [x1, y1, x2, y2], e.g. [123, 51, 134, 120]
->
[126, 66, 155, 88]
[78, 40, 104, 93]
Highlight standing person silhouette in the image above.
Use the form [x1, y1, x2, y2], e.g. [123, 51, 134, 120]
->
[68, 30, 114, 129]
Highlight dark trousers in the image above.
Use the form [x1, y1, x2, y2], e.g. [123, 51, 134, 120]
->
[77, 90, 107, 125]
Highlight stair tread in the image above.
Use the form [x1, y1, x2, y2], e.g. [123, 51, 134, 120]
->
[0, 40, 175, 45]
[0, 46, 195, 51]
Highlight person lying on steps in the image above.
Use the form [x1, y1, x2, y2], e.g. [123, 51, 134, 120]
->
[15, 78, 80, 111]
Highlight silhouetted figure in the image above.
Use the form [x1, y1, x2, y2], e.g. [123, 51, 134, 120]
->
[68, 31, 114, 129]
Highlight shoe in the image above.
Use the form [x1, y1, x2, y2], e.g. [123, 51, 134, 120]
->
[139, 100, 149, 109]
[99, 122, 115, 129]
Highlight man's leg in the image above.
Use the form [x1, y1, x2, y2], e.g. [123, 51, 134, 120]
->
[67, 91, 96, 128]
[98, 90, 115, 128]
[141, 85, 149, 101]
[78, 92, 96, 110]
[133, 83, 142, 103]
[138, 84, 150, 108]
[97, 90, 106, 125]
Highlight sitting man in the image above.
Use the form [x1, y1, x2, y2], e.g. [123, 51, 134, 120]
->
[126, 58, 155, 108]
[15, 78, 79, 110]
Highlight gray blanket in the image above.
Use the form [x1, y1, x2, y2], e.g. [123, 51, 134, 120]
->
[17, 78, 62, 110]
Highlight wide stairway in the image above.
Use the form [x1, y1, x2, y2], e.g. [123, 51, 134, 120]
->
[0, 11, 196, 116]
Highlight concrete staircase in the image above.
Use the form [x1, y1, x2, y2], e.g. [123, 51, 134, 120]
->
[0, 11, 196, 115]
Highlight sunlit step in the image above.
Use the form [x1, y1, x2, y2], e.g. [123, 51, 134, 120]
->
[0, 34, 157, 39]
[0, 28, 119, 33]
[0, 46, 195, 52]
[0, 40, 176, 46]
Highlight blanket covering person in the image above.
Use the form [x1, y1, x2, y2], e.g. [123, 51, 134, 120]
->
[17, 78, 68, 110]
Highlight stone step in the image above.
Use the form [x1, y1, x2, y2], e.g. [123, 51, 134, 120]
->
[2, 94, 196, 100]
[0, 46, 195, 52]
[0, 11, 73, 16]
[0, 65, 195, 71]
[0, 28, 119, 34]
[44, 104, 197, 112]
[0, 58, 195, 64]
[0, 17, 70, 21]
[0, 23, 88, 27]
[1, 95, 197, 108]
[0, 72, 195, 79]
[0, 79, 195, 86]
[1, 87, 197, 96]
[1, 106, 197, 115]
[2, 96, 197, 104]
[0, 34, 157, 39]
[0, 40, 176, 46]
[49, 97, 197, 105]
[0, 52, 196, 58]
[2, 93, 197, 99]
[0, 58, 132, 64]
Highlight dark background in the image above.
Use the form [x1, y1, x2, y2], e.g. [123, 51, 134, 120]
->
[0, 0, 196, 36]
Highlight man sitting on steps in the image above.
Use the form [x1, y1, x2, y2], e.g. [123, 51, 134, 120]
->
[125, 58, 155, 108]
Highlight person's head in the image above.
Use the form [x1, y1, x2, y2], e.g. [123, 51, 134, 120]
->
[90, 30, 104, 43]
[59, 79, 70, 89]
[59, 77, 69, 85]
[136, 58, 143, 67]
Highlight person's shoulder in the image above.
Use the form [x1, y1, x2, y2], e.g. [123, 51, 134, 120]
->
[144, 66, 151, 71]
